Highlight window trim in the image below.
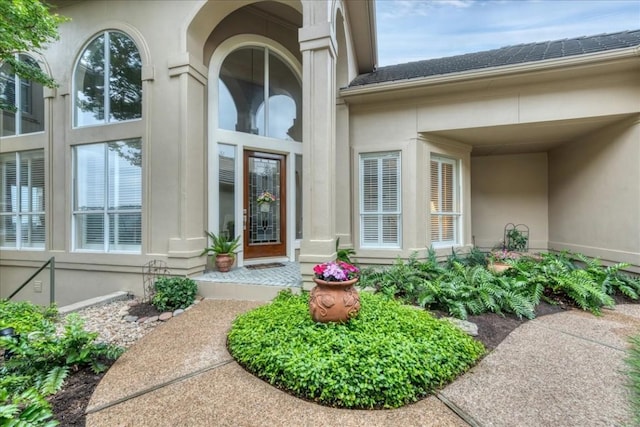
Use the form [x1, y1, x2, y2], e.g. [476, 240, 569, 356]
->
[430, 155, 461, 248]
[359, 151, 402, 249]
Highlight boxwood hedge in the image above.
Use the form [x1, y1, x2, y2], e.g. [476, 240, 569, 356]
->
[227, 291, 484, 409]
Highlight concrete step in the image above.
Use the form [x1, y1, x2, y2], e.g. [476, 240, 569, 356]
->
[195, 280, 301, 301]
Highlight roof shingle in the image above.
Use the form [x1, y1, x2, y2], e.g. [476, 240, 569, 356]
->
[349, 30, 640, 87]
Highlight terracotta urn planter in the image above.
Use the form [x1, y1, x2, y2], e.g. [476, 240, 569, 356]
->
[215, 254, 235, 272]
[309, 277, 361, 323]
[488, 262, 510, 274]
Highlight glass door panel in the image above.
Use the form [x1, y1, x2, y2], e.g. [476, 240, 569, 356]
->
[243, 151, 286, 258]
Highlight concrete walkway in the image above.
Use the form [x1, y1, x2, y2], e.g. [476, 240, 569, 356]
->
[85, 300, 640, 427]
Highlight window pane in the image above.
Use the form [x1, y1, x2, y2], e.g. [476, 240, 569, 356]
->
[430, 160, 439, 212]
[218, 144, 235, 239]
[295, 154, 302, 239]
[75, 144, 105, 210]
[75, 35, 105, 126]
[267, 52, 301, 141]
[381, 157, 398, 212]
[430, 156, 459, 246]
[0, 153, 17, 214]
[75, 213, 104, 250]
[218, 81, 237, 131]
[218, 47, 301, 142]
[107, 140, 142, 210]
[382, 215, 399, 244]
[0, 214, 17, 247]
[362, 158, 378, 212]
[18, 55, 44, 134]
[21, 214, 45, 248]
[1, 61, 16, 136]
[0, 151, 45, 249]
[109, 212, 141, 250]
[108, 32, 142, 122]
[219, 48, 265, 135]
[361, 215, 379, 244]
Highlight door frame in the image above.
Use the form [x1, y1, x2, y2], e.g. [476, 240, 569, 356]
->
[243, 150, 287, 259]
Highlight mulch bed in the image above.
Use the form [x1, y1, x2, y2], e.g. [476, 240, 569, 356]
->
[49, 293, 635, 425]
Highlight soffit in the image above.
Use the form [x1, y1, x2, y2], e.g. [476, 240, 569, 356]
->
[428, 114, 634, 157]
[344, 0, 377, 73]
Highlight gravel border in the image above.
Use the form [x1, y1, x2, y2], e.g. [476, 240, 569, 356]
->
[57, 297, 203, 349]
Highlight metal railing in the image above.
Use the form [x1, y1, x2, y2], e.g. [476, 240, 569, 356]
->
[8, 257, 56, 304]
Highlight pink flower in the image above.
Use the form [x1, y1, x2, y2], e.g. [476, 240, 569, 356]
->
[313, 261, 359, 282]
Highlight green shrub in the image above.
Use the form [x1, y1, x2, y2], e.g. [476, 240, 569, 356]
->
[0, 301, 123, 427]
[361, 250, 636, 319]
[422, 262, 537, 320]
[0, 385, 60, 427]
[571, 253, 640, 300]
[508, 253, 615, 315]
[0, 300, 58, 335]
[227, 291, 484, 409]
[626, 334, 640, 425]
[360, 252, 537, 320]
[152, 276, 197, 311]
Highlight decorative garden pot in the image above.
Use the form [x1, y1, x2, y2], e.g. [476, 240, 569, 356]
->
[488, 262, 510, 274]
[215, 254, 235, 272]
[309, 277, 361, 323]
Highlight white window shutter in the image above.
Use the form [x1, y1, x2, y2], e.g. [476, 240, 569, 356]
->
[360, 152, 401, 248]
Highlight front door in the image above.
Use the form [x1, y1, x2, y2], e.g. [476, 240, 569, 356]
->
[243, 151, 286, 259]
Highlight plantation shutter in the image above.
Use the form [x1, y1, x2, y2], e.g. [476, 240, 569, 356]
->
[430, 156, 460, 246]
[360, 152, 401, 248]
[0, 150, 45, 249]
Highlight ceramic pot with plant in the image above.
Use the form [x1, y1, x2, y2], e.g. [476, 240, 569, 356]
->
[201, 231, 241, 272]
[309, 260, 361, 323]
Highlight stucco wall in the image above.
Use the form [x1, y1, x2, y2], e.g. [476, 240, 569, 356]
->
[0, 0, 309, 304]
[548, 116, 640, 267]
[471, 153, 548, 250]
[349, 103, 473, 263]
[1, 266, 141, 306]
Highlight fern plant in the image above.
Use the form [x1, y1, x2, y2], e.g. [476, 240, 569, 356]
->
[572, 253, 640, 300]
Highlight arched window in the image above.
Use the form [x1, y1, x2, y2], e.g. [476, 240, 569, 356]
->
[219, 47, 301, 141]
[1, 54, 45, 136]
[74, 31, 142, 127]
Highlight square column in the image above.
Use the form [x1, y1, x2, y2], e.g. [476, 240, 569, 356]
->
[298, 25, 338, 286]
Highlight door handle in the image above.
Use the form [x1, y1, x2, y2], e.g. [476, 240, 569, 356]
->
[243, 209, 247, 231]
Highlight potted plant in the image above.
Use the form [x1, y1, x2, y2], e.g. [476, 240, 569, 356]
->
[201, 231, 241, 272]
[309, 260, 361, 323]
[488, 249, 517, 273]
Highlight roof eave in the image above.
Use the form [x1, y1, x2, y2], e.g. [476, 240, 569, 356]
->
[345, 0, 378, 73]
[341, 46, 640, 100]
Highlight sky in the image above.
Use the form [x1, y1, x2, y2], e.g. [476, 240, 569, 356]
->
[375, 0, 640, 66]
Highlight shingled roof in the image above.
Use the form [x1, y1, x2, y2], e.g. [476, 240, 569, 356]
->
[349, 30, 640, 87]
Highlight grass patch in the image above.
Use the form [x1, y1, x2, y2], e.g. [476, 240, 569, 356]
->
[227, 291, 484, 409]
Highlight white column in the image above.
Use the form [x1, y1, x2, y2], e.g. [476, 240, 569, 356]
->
[298, 23, 338, 287]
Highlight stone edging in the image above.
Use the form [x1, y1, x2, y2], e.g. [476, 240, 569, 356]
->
[121, 295, 205, 324]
